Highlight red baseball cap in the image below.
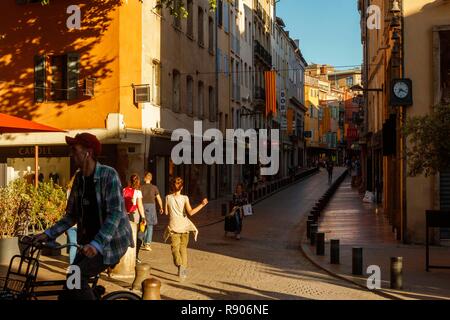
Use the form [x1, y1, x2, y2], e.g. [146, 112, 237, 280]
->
[65, 133, 102, 157]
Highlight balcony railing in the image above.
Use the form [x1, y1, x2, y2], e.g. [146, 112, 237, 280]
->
[254, 40, 272, 67]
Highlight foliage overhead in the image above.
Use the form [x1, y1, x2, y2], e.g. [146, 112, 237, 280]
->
[403, 103, 450, 177]
[40, 0, 217, 17]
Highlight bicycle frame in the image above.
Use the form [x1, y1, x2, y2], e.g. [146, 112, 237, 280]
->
[1, 236, 99, 300]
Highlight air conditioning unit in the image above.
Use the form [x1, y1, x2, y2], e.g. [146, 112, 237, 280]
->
[84, 78, 96, 97]
[133, 84, 151, 104]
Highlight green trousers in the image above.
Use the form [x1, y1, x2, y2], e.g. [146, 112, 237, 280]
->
[170, 232, 190, 268]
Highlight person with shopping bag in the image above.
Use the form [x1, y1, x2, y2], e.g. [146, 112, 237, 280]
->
[225, 183, 249, 240]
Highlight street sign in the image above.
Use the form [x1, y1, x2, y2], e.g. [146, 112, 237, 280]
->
[280, 90, 286, 113]
[280, 90, 287, 130]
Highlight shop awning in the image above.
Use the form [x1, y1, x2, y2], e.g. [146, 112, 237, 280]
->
[0, 113, 66, 188]
[0, 113, 64, 134]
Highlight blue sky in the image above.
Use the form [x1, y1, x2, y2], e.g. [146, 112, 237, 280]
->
[276, 0, 363, 68]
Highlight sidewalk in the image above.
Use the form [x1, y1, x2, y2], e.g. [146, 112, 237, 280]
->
[301, 177, 450, 300]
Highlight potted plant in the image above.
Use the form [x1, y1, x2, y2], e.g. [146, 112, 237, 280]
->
[0, 179, 32, 265]
[0, 179, 67, 264]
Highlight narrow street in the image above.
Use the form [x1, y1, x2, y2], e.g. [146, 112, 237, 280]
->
[134, 169, 385, 300]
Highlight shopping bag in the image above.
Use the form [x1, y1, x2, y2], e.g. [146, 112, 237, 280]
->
[242, 204, 253, 216]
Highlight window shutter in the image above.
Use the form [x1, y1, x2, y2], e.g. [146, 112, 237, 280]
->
[34, 55, 46, 103]
[66, 52, 80, 100]
[223, 2, 229, 33]
[217, 48, 222, 72]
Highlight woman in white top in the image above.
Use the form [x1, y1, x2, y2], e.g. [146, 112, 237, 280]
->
[165, 177, 208, 281]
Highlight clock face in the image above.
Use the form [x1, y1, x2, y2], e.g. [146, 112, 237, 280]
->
[393, 81, 409, 99]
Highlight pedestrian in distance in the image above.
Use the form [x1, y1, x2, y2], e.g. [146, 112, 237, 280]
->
[140, 172, 164, 251]
[163, 177, 208, 281]
[31, 133, 134, 300]
[225, 183, 249, 240]
[326, 157, 334, 184]
[123, 174, 146, 263]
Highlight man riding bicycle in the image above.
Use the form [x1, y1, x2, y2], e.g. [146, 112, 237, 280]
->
[32, 133, 134, 300]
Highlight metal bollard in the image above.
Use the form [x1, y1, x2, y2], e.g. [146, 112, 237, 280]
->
[306, 219, 313, 239]
[310, 224, 318, 245]
[390, 257, 403, 290]
[142, 278, 161, 300]
[316, 232, 325, 256]
[352, 247, 363, 275]
[330, 239, 340, 264]
[132, 263, 151, 291]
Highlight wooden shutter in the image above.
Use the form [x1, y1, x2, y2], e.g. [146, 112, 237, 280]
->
[66, 52, 80, 100]
[34, 55, 46, 103]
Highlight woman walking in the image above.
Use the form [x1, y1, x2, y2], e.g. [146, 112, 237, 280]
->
[141, 172, 164, 251]
[164, 177, 208, 281]
[123, 174, 146, 264]
[229, 183, 249, 240]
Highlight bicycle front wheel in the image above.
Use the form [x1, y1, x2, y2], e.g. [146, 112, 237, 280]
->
[102, 291, 141, 300]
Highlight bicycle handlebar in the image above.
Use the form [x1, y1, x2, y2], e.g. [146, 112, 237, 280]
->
[19, 236, 83, 250]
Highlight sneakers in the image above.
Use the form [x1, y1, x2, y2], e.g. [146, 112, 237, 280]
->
[178, 266, 187, 281]
[141, 244, 152, 251]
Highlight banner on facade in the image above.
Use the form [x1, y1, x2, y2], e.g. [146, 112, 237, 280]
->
[264, 70, 277, 118]
[287, 109, 294, 135]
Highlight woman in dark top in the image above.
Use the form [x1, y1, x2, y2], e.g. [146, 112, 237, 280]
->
[229, 183, 248, 240]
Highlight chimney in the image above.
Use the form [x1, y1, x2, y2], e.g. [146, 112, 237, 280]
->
[294, 39, 300, 48]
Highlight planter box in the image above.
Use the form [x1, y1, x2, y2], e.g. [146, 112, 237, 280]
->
[0, 237, 20, 266]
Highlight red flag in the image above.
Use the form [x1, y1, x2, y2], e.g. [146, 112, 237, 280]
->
[264, 71, 277, 118]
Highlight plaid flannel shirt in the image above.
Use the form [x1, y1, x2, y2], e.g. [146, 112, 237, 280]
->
[45, 162, 134, 265]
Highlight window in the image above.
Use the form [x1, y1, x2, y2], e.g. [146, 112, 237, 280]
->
[209, 86, 215, 122]
[151, 60, 160, 105]
[187, 0, 194, 38]
[172, 70, 180, 112]
[224, 54, 229, 77]
[198, 81, 204, 118]
[173, 0, 181, 29]
[346, 76, 353, 87]
[218, 0, 223, 27]
[244, 63, 248, 88]
[49, 55, 66, 101]
[34, 53, 79, 102]
[198, 7, 204, 46]
[187, 76, 193, 116]
[208, 17, 214, 53]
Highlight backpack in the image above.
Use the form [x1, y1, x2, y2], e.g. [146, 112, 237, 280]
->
[123, 187, 137, 213]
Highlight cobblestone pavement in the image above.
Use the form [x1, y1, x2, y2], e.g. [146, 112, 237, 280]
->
[129, 168, 386, 300]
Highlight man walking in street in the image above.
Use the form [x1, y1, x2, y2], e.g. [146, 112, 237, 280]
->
[32, 133, 134, 300]
[326, 157, 334, 184]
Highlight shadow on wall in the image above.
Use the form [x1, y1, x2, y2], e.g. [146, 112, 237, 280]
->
[0, 0, 122, 121]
